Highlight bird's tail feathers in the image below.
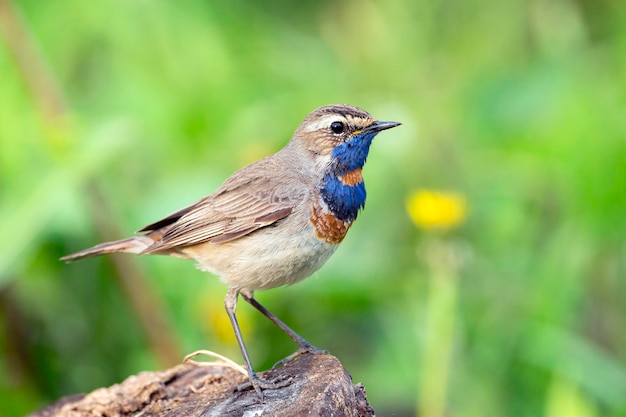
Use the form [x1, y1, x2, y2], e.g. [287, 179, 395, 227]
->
[60, 236, 153, 262]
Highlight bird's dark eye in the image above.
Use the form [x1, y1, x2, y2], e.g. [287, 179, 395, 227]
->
[330, 121, 345, 134]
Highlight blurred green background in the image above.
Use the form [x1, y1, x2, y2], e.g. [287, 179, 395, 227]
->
[1, 0, 625, 416]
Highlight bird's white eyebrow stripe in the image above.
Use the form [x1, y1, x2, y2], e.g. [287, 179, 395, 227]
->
[301, 115, 344, 132]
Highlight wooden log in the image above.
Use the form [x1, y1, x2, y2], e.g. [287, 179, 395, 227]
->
[28, 353, 376, 417]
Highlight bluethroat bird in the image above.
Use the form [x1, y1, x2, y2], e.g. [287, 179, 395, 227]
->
[61, 104, 401, 397]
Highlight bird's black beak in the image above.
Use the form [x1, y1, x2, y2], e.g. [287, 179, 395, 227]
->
[365, 120, 402, 133]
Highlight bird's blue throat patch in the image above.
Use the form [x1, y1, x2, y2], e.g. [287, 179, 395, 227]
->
[320, 174, 366, 222]
[320, 130, 377, 221]
[330, 130, 376, 172]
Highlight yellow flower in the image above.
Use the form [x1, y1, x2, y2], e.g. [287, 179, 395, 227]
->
[406, 189, 467, 231]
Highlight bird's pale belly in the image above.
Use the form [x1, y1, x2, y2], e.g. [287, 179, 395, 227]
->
[179, 219, 339, 291]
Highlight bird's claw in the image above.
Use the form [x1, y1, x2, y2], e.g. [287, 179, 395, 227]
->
[235, 373, 293, 400]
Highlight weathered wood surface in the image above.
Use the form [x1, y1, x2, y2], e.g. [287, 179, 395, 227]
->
[28, 353, 376, 417]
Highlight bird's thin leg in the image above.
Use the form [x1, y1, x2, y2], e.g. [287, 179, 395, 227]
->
[239, 289, 328, 368]
[224, 288, 290, 398]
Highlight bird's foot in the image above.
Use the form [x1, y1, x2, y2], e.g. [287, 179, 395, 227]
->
[236, 372, 293, 400]
[272, 343, 328, 370]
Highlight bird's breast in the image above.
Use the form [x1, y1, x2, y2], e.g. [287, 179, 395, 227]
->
[309, 202, 354, 244]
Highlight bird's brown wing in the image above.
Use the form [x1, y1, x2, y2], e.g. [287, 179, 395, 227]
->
[140, 174, 306, 254]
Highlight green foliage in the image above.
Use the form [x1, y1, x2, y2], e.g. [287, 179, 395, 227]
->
[1, 0, 625, 416]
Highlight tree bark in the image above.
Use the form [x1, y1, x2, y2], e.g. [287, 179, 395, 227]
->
[28, 353, 376, 417]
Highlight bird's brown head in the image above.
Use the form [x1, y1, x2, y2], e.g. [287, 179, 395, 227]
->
[291, 104, 401, 173]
